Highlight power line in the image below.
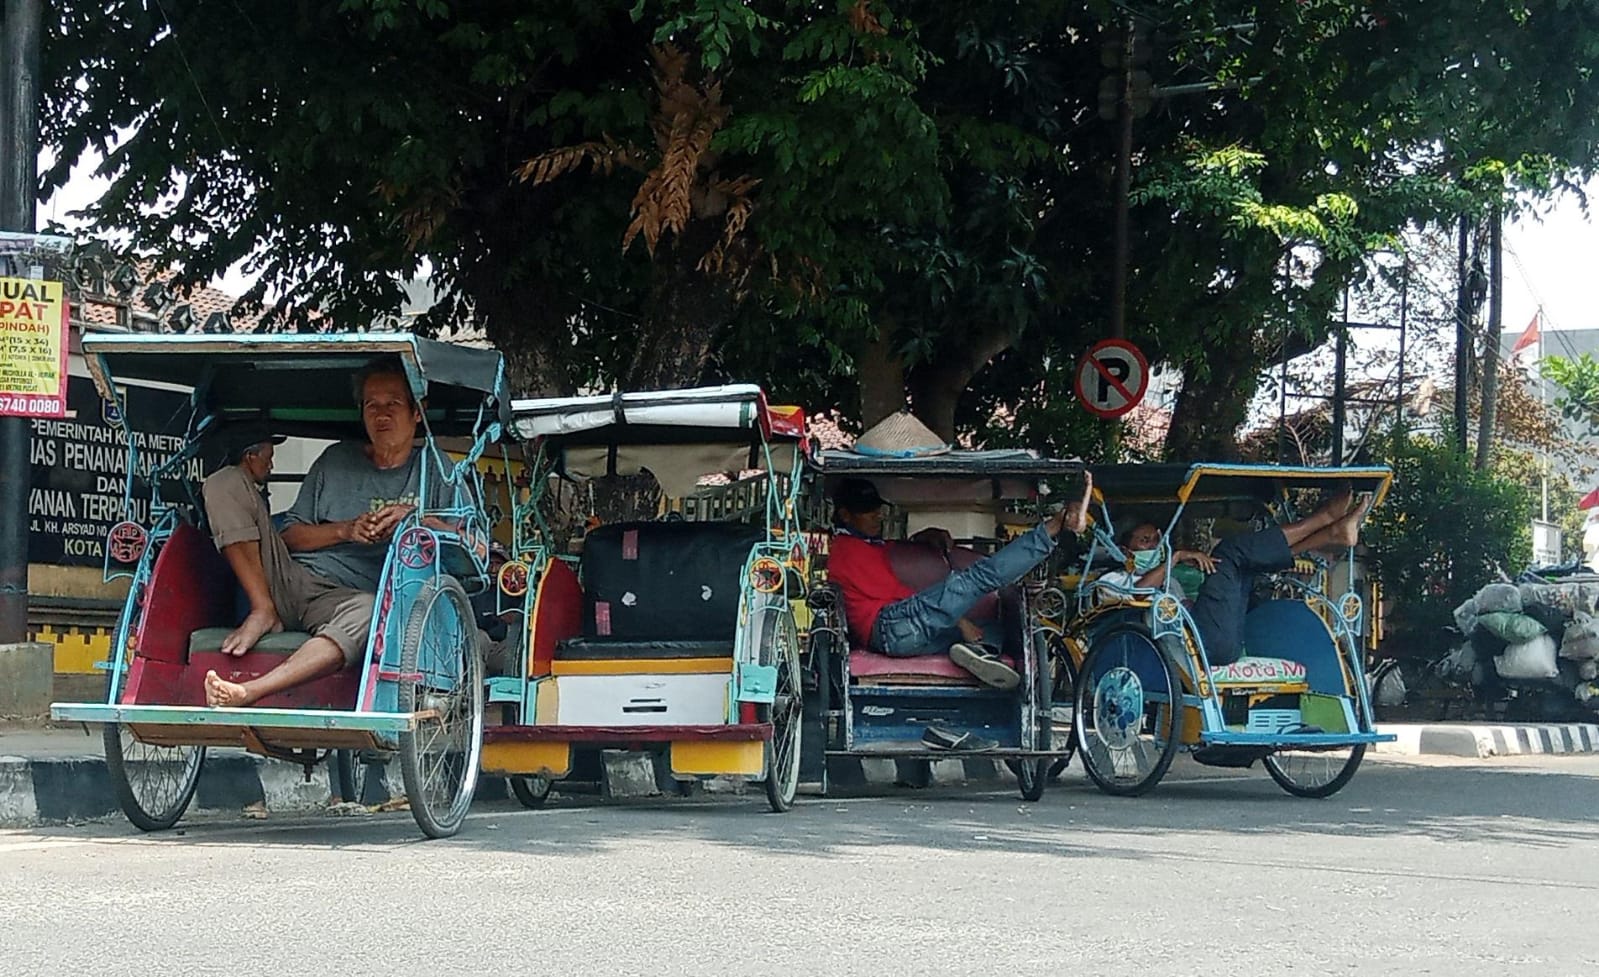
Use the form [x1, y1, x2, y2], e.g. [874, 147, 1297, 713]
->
[150, 0, 229, 149]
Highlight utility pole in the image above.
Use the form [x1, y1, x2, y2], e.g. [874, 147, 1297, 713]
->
[1475, 205, 1503, 471]
[0, 0, 43, 644]
[1331, 290, 1348, 466]
[1452, 215, 1473, 456]
[1108, 17, 1138, 340]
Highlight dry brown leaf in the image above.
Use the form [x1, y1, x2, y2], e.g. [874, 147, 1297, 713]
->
[849, 0, 888, 36]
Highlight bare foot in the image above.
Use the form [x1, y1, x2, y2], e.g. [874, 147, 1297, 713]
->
[204, 670, 253, 707]
[1325, 493, 1375, 548]
[221, 609, 283, 656]
[1313, 482, 1353, 527]
[1046, 502, 1088, 538]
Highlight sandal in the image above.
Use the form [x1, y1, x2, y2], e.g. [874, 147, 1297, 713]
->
[922, 724, 999, 752]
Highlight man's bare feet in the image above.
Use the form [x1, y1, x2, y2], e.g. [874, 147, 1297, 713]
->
[1325, 493, 1375, 548]
[221, 609, 283, 657]
[1047, 503, 1089, 538]
[1046, 472, 1094, 538]
[204, 670, 254, 707]
[1311, 482, 1354, 527]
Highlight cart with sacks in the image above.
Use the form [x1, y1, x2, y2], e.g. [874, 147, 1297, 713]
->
[51, 333, 507, 838]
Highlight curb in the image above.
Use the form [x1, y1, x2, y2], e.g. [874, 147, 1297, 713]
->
[0, 751, 1010, 827]
[1374, 723, 1599, 759]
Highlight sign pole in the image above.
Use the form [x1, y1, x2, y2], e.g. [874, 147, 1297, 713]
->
[0, 0, 43, 644]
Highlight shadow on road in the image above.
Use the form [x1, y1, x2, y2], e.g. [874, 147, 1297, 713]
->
[17, 756, 1599, 865]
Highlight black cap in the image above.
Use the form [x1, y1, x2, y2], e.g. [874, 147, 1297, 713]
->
[216, 421, 286, 465]
[833, 477, 888, 513]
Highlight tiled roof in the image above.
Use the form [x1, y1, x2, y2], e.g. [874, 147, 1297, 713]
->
[807, 411, 853, 450]
[73, 261, 263, 333]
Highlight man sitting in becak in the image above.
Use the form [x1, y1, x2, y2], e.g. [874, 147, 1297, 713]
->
[1100, 486, 1373, 666]
[827, 474, 1092, 689]
[199, 423, 377, 707]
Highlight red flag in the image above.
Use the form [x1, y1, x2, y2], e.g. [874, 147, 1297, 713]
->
[1511, 311, 1541, 354]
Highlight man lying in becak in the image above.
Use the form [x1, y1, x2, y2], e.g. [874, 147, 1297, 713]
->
[828, 473, 1093, 690]
[1098, 486, 1373, 666]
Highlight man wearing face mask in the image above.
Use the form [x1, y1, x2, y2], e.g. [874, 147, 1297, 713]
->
[828, 473, 1093, 689]
[1097, 486, 1372, 665]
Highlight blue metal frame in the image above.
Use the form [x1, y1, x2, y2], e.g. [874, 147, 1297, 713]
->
[1072, 464, 1394, 751]
[503, 394, 810, 727]
[56, 334, 504, 740]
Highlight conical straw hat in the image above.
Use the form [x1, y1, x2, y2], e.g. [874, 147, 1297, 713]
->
[853, 410, 950, 457]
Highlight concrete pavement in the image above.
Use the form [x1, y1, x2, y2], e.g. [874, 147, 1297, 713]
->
[3, 752, 1598, 977]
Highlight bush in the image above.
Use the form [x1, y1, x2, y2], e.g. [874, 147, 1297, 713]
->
[1366, 430, 1532, 639]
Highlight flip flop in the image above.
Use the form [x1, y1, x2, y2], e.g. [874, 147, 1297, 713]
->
[922, 725, 999, 752]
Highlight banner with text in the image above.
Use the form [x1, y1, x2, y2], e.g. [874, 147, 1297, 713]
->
[0, 276, 68, 418]
[30, 376, 197, 566]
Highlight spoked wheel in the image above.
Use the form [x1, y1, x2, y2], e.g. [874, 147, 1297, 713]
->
[1264, 694, 1368, 799]
[397, 576, 485, 838]
[1367, 660, 1400, 710]
[1046, 634, 1079, 781]
[1075, 623, 1182, 797]
[763, 608, 803, 813]
[509, 775, 553, 809]
[104, 723, 205, 831]
[1014, 758, 1049, 802]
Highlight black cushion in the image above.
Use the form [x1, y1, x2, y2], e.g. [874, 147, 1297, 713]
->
[555, 637, 736, 660]
[580, 521, 764, 641]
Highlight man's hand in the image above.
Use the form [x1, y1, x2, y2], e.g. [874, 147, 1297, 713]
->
[344, 504, 415, 545]
[1177, 549, 1217, 573]
[910, 527, 955, 553]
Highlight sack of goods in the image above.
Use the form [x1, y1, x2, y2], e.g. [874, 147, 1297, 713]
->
[1464, 575, 1599, 707]
[1475, 582, 1523, 615]
[1476, 610, 1546, 644]
[1495, 634, 1560, 681]
[1560, 612, 1599, 661]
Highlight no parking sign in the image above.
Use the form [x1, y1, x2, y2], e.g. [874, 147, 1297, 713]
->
[1074, 339, 1149, 419]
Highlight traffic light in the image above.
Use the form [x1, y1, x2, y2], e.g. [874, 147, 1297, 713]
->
[1098, 24, 1155, 121]
[1099, 29, 1151, 70]
[1098, 72, 1155, 120]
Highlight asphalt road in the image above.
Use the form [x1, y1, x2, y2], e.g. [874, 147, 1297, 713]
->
[3, 754, 1597, 977]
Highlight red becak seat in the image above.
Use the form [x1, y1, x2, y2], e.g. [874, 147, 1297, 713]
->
[846, 541, 1017, 686]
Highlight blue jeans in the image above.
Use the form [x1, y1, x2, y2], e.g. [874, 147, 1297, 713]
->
[870, 523, 1056, 657]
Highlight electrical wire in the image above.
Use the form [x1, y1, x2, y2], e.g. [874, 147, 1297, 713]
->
[150, 0, 228, 149]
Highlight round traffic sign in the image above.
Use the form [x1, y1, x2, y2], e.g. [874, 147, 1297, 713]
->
[1074, 339, 1149, 419]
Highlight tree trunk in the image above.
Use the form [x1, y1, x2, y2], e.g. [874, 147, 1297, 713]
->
[858, 328, 907, 430]
[1453, 214, 1473, 455]
[624, 224, 738, 390]
[906, 322, 1017, 443]
[1475, 205, 1502, 471]
[1164, 352, 1257, 460]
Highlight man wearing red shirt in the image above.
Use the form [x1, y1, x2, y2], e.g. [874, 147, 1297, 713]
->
[828, 474, 1091, 689]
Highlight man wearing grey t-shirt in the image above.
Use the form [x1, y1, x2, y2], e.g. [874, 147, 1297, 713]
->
[280, 356, 515, 676]
[282, 359, 451, 590]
